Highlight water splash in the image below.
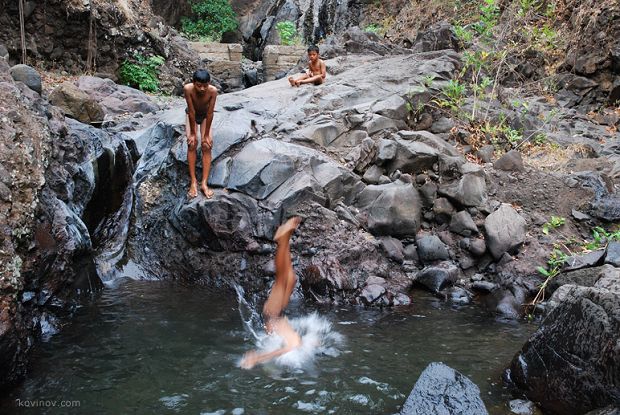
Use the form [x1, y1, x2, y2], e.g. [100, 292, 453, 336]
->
[233, 283, 344, 369]
[233, 283, 263, 341]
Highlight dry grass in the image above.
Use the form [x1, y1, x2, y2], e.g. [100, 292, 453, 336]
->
[522, 143, 594, 172]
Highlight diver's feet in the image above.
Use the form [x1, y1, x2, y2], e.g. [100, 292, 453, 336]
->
[274, 216, 301, 242]
[201, 182, 214, 199]
[188, 180, 198, 199]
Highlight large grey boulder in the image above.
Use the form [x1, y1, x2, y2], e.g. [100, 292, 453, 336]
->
[400, 362, 488, 415]
[9, 64, 41, 94]
[508, 279, 620, 415]
[355, 180, 422, 237]
[76, 76, 159, 116]
[484, 204, 527, 259]
[49, 82, 105, 124]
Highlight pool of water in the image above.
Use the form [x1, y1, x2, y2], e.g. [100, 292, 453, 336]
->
[1, 279, 536, 414]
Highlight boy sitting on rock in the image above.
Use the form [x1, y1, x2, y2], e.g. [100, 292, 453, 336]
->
[288, 45, 326, 87]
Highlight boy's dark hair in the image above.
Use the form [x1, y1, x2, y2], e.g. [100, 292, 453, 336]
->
[307, 45, 320, 54]
[192, 69, 211, 83]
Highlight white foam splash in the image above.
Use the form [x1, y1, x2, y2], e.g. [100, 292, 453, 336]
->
[240, 312, 344, 370]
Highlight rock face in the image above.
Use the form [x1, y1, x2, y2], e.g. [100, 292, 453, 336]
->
[508, 272, 620, 415]
[400, 362, 489, 415]
[0, 60, 134, 390]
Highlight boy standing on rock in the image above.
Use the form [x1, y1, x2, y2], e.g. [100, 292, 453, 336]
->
[288, 45, 326, 87]
[184, 69, 217, 199]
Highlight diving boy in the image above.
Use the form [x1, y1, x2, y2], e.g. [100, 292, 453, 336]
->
[184, 69, 217, 199]
[240, 217, 303, 369]
[288, 45, 326, 87]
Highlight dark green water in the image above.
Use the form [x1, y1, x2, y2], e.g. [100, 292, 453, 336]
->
[1, 279, 536, 414]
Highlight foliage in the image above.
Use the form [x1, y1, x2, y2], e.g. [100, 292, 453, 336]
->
[436, 79, 466, 110]
[582, 226, 620, 251]
[118, 54, 165, 93]
[181, 0, 238, 41]
[542, 216, 565, 235]
[471, 0, 499, 38]
[275, 21, 301, 46]
[364, 24, 381, 34]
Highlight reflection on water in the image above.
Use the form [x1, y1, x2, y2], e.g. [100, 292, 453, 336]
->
[1, 279, 536, 414]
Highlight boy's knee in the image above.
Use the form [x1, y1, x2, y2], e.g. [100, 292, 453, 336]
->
[200, 143, 212, 153]
[188, 142, 198, 151]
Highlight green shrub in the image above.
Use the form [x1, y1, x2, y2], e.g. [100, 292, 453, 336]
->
[181, 0, 238, 41]
[275, 21, 301, 46]
[118, 54, 165, 93]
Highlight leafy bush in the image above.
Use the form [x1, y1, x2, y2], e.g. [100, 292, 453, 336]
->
[275, 21, 301, 46]
[181, 0, 238, 41]
[118, 54, 165, 93]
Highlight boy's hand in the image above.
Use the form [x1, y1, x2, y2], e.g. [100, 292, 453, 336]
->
[203, 134, 213, 149]
[187, 133, 197, 147]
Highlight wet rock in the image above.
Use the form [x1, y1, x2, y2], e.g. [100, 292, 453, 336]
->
[484, 204, 527, 259]
[9, 64, 41, 94]
[472, 281, 497, 293]
[509, 399, 537, 415]
[360, 284, 386, 305]
[446, 286, 472, 304]
[450, 210, 478, 236]
[605, 242, 620, 266]
[393, 292, 412, 306]
[562, 249, 605, 272]
[496, 291, 520, 319]
[584, 406, 620, 415]
[355, 180, 422, 237]
[414, 261, 459, 293]
[508, 285, 620, 414]
[416, 235, 449, 263]
[400, 362, 488, 415]
[494, 150, 525, 172]
[380, 237, 404, 264]
[49, 82, 105, 124]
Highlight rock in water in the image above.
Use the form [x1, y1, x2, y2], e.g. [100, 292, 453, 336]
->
[400, 362, 489, 415]
[508, 283, 620, 414]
